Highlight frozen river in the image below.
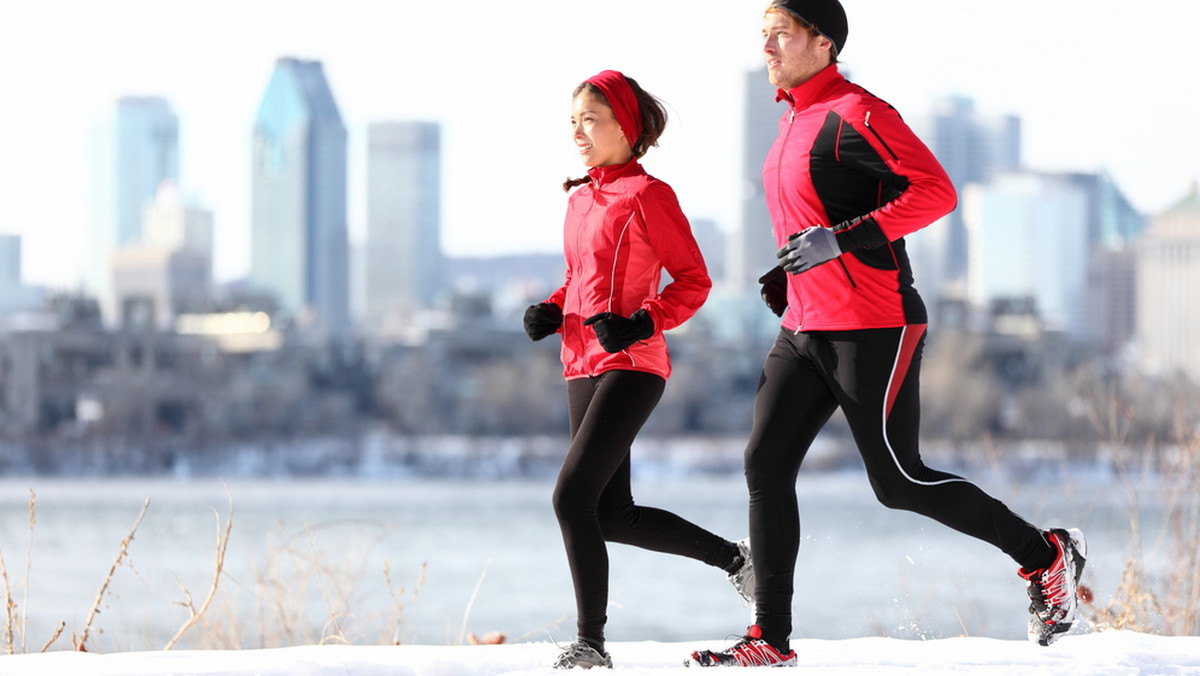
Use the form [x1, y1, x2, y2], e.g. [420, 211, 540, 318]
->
[0, 469, 1169, 652]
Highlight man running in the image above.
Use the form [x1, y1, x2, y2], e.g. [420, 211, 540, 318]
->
[689, 0, 1086, 667]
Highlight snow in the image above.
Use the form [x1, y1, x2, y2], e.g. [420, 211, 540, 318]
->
[3, 631, 1199, 675]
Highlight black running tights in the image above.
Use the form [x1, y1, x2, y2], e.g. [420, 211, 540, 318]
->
[553, 369, 736, 648]
[745, 327, 1054, 648]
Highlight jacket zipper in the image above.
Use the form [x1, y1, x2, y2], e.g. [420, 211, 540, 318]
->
[780, 105, 804, 330]
[578, 188, 598, 376]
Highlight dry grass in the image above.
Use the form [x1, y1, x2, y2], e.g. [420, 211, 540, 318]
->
[1078, 391, 1200, 636]
[75, 498, 150, 651]
[0, 489, 432, 653]
[164, 490, 234, 649]
[1081, 434, 1200, 635]
[384, 557, 426, 645]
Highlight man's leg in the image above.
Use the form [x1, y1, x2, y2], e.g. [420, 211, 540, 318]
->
[744, 330, 839, 651]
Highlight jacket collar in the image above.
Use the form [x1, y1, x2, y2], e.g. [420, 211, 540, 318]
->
[586, 158, 644, 189]
[775, 64, 843, 110]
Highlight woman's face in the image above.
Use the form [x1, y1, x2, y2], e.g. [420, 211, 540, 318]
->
[571, 89, 632, 168]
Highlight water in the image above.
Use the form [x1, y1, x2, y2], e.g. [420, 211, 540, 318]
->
[0, 471, 1169, 653]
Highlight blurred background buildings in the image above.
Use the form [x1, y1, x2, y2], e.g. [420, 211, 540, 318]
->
[0, 57, 1196, 476]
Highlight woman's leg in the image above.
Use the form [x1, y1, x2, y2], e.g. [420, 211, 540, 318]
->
[552, 370, 666, 649]
[553, 370, 742, 648]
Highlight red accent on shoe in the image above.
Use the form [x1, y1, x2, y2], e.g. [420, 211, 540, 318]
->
[1020, 531, 1072, 622]
[688, 625, 796, 667]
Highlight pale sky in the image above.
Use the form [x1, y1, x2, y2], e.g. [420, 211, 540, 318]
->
[1, 0, 1197, 290]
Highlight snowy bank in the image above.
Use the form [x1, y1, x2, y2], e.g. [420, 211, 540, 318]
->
[2, 631, 1199, 675]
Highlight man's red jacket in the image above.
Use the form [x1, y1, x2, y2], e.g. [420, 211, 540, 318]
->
[765, 65, 957, 332]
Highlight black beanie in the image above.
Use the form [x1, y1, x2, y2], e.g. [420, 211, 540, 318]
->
[769, 0, 849, 56]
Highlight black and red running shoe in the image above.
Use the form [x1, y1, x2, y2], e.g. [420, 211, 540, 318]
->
[1019, 527, 1087, 646]
[687, 625, 796, 667]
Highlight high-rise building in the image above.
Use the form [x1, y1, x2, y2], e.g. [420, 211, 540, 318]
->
[964, 171, 1143, 347]
[110, 183, 214, 329]
[144, 181, 213, 257]
[964, 173, 1089, 339]
[732, 67, 785, 291]
[0, 234, 19, 291]
[251, 57, 349, 336]
[1137, 184, 1200, 381]
[364, 121, 442, 330]
[908, 96, 1021, 302]
[89, 96, 179, 321]
[114, 97, 179, 246]
[689, 217, 725, 285]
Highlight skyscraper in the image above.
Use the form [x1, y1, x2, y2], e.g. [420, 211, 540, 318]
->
[114, 97, 179, 246]
[732, 67, 785, 291]
[963, 173, 1090, 339]
[89, 96, 179, 321]
[1137, 185, 1200, 381]
[251, 57, 349, 336]
[110, 183, 214, 329]
[364, 121, 442, 330]
[963, 171, 1143, 348]
[908, 96, 1021, 303]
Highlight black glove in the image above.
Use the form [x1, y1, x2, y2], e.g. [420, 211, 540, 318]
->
[583, 309, 654, 353]
[523, 302, 562, 341]
[758, 266, 787, 317]
[777, 226, 840, 274]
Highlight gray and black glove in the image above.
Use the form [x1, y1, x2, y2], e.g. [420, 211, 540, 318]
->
[777, 227, 840, 274]
[523, 302, 562, 341]
[583, 309, 654, 353]
[758, 266, 788, 317]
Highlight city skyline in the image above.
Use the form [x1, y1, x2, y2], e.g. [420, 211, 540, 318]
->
[1, 0, 1197, 291]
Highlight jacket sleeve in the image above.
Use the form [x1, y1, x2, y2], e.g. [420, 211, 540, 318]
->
[544, 264, 570, 310]
[635, 182, 712, 332]
[830, 101, 957, 253]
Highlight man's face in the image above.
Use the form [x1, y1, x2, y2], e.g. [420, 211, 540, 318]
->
[762, 11, 832, 90]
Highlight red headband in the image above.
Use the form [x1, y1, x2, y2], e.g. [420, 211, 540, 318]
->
[584, 70, 642, 150]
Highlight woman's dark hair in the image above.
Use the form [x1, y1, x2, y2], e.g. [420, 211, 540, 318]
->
[562, 75, 669, 192]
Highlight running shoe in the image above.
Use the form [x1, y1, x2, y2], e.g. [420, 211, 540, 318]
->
[1019, 527, 1087, 646]
[553, 638, 612, 669]
[687, 625, 796, 667]
[727, 538, 755, 606]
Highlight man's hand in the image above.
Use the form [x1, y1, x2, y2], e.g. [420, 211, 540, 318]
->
[583, 309, 654, 353]
[758, 267, 788, 317]
[777, 227, 840, 274]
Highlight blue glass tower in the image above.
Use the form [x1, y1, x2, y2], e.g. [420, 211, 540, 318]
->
[88, 96, 179, 322]
[115, 97, 179, 246]
[251, 57, 349, 335]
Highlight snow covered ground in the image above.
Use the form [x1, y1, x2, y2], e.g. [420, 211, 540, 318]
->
[3, 631, 1199, 675]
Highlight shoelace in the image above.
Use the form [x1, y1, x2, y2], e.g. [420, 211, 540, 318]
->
[1028, 543, 1070, 620]
[730, 638, 783, 666]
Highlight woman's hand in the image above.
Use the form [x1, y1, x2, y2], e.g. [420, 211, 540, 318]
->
[523, 303, 563, 341]
[583, 309, 654, 353]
